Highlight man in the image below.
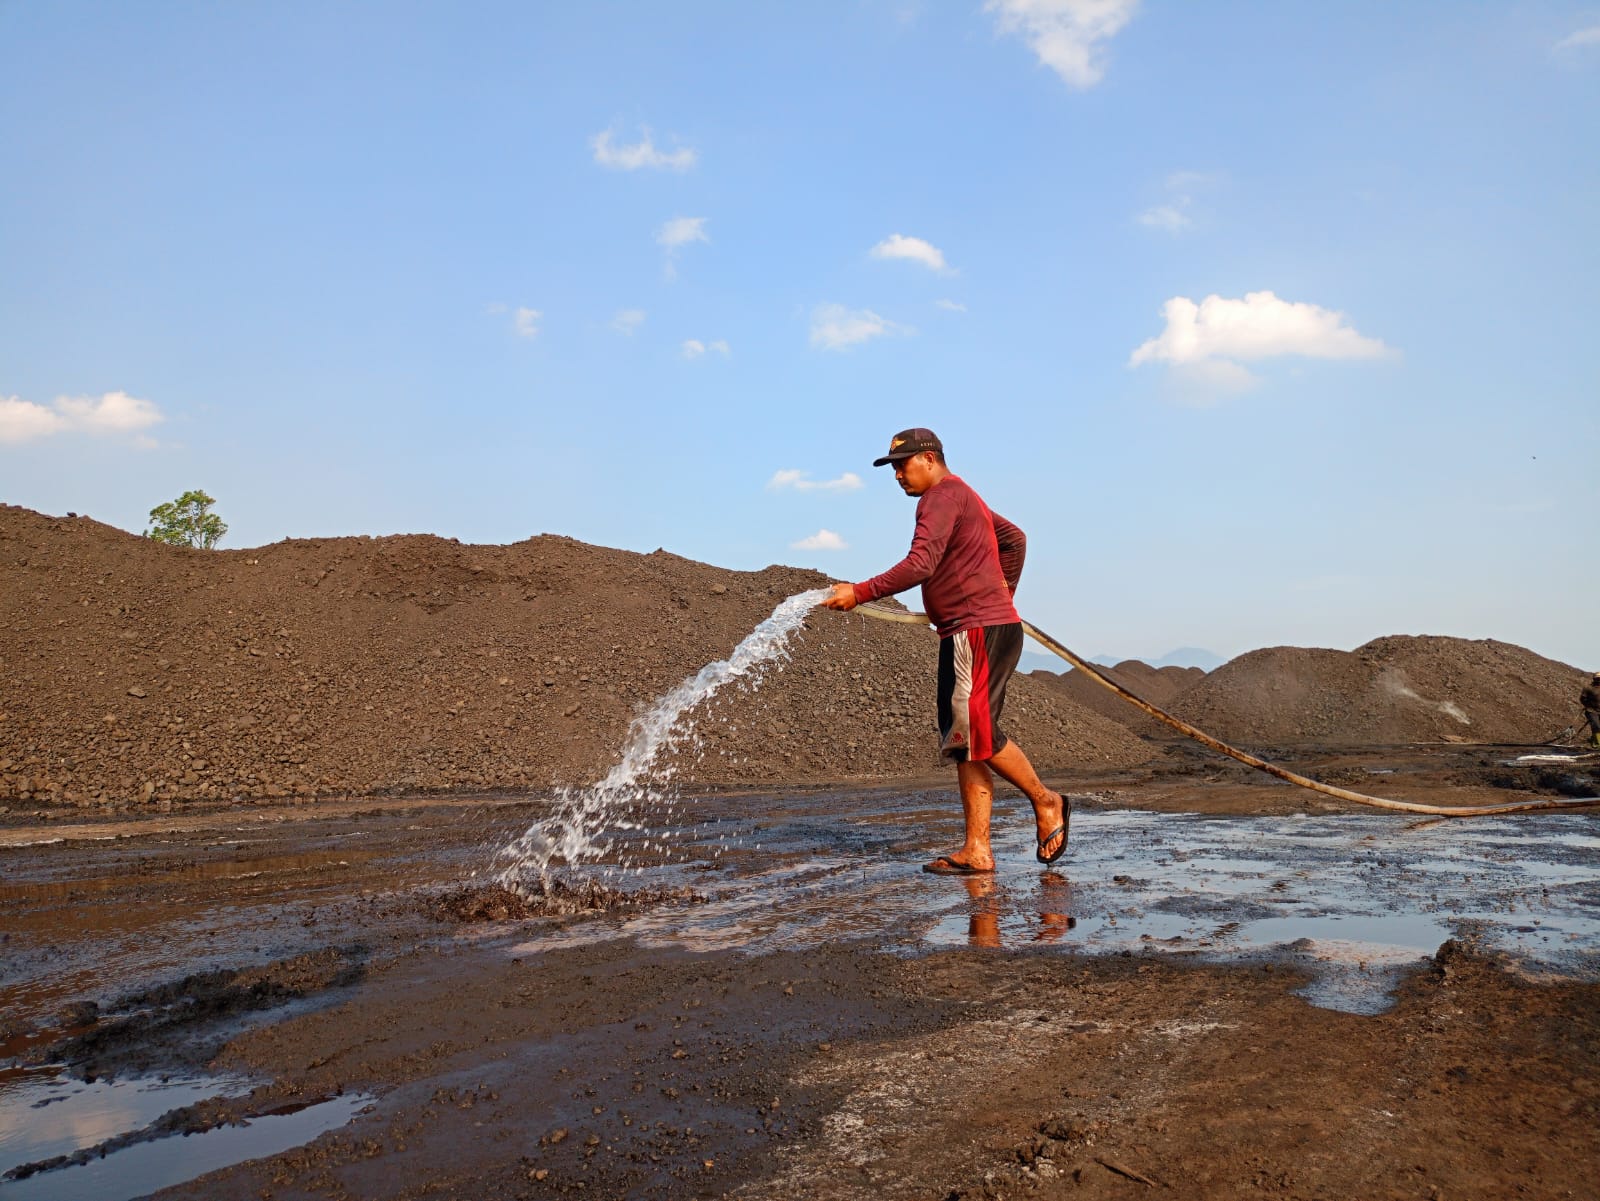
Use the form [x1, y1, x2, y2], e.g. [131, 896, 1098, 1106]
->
[1582, 673, 1600, 748]
[823, 428, 1069, 874]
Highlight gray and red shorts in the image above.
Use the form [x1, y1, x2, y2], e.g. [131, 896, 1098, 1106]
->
[936, 622, 1023, 763]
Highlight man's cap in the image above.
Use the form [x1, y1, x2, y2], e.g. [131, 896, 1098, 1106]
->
[872, 427, 943, 467]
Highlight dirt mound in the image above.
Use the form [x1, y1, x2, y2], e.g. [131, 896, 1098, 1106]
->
[1166, 635, 1586, 746]
[1032, 660, 1205, 734]
[0, 504, 1152, 809]
[427, 881, 706, 923]
[44, 948, 365, 1069]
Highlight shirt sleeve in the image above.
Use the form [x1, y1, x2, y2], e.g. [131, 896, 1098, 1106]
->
[991, 511, 1026, 593]
[854, 488, 958, 603]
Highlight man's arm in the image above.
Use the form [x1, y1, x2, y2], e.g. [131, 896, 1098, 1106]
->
[823, 490, 956, 612]
[852, 490, 958, 604]
[991, 511, 1026, 593]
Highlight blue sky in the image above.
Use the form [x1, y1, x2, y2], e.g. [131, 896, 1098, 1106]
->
[4, 2, 1597, 669]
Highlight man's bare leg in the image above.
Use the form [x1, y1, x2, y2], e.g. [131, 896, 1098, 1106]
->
[985, 739, 1067, 860]
[942, 758, 996, 870]
[933, 743, 1065, 870]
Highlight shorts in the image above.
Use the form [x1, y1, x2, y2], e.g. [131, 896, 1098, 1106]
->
[937, 623, 1023, 764]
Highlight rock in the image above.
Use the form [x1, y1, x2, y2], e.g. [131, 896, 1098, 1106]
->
[127, 686, 147, 698]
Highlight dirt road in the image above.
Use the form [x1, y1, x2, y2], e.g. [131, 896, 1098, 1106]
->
[2, 746, 1597, 1200]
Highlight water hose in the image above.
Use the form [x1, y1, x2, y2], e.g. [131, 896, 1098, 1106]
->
[852, 603, 1600, 818]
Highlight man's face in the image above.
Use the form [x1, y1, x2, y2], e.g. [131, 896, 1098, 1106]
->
[892, 451, 939, 496]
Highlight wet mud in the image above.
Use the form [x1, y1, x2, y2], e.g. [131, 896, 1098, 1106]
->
[2, 745, 1597, 1200]
[427, 881, 708, 923]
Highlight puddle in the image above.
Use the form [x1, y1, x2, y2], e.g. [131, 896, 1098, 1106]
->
[0, 1069, 253, 1169]
[505, 800, 1600, 1016]
[0, 851, 368, 906]
[0, 1068, 368, 1200]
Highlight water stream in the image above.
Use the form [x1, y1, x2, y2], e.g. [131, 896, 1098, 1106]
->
[492, 588, 830, 885]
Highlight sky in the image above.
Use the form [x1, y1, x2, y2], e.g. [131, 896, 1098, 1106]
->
[3, 1, 1597, 670]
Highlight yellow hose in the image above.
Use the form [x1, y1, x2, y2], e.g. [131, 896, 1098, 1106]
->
[852, 603, 1600, 818]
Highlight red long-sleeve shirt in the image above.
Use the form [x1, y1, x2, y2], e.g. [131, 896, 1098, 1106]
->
[854, 474, 1025, 638]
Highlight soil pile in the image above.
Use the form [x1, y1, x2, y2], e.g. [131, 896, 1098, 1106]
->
[1166, 636, 1587, 746]
[0, 504, 1151, 808]
[1032, 660, 1205, 735]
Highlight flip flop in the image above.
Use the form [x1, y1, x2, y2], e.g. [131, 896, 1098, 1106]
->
[1036, 796, 1071, 865]
[922, 855, 995, 876]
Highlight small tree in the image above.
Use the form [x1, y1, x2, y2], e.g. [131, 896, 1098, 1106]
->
[145, 489, 228, 549]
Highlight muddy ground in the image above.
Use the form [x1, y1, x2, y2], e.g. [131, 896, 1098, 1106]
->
[2, 744, 1597, 1201]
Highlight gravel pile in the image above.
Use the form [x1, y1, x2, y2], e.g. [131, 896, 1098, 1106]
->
[1, 505, 1152, 809]
[1163, 635, 1587, 746]
[1031, 660, 1206, 736]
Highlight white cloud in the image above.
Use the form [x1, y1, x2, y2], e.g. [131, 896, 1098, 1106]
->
[681, 339, 730, 360]
[1136, 169, 1220, 233]
[0, 396, 65, 442]
[1137, 203, 1191, 232]
[870, 233, 952, 273]
[513, 307, 542, 338]
[612, 309, 646, 335]
[767, 469, 864, 493]
[1555, 25, 1600, 51]
[935, 299, 967, 312]
[590, 127, 697, 171]
[810, 303, 913, 351]
[658, 216, 709, 279]
[1130, 291, 1391, 389]
[986, 0, 1140, 90]
[657, 216, 708, 249]
[791, 529, 848, 551]
[0, 390, 164, 445]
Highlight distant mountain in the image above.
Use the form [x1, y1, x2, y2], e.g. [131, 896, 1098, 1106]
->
[1019, 649, 1065, 674]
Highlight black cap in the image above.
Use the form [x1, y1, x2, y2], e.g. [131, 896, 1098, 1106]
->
[872, 427, 943, 467]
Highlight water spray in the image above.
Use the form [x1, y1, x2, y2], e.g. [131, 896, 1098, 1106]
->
[494, 588, 831, 886]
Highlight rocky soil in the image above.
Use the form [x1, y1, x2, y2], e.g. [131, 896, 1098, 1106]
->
[0, 504, 1150, 809]
[3, 779, 1596, 1201]
[1031, 660, 1204, 737]
[1161, 635, 1587, 746]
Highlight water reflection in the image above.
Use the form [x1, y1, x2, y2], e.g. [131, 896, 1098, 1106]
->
[505, 801, 1599, 1015]
[954, 874, 1075, 948]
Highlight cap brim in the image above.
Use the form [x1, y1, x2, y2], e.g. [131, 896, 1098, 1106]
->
[872, 452, 912, 467]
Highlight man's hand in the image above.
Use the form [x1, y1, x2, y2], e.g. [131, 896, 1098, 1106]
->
[823, 582, 859, 611]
